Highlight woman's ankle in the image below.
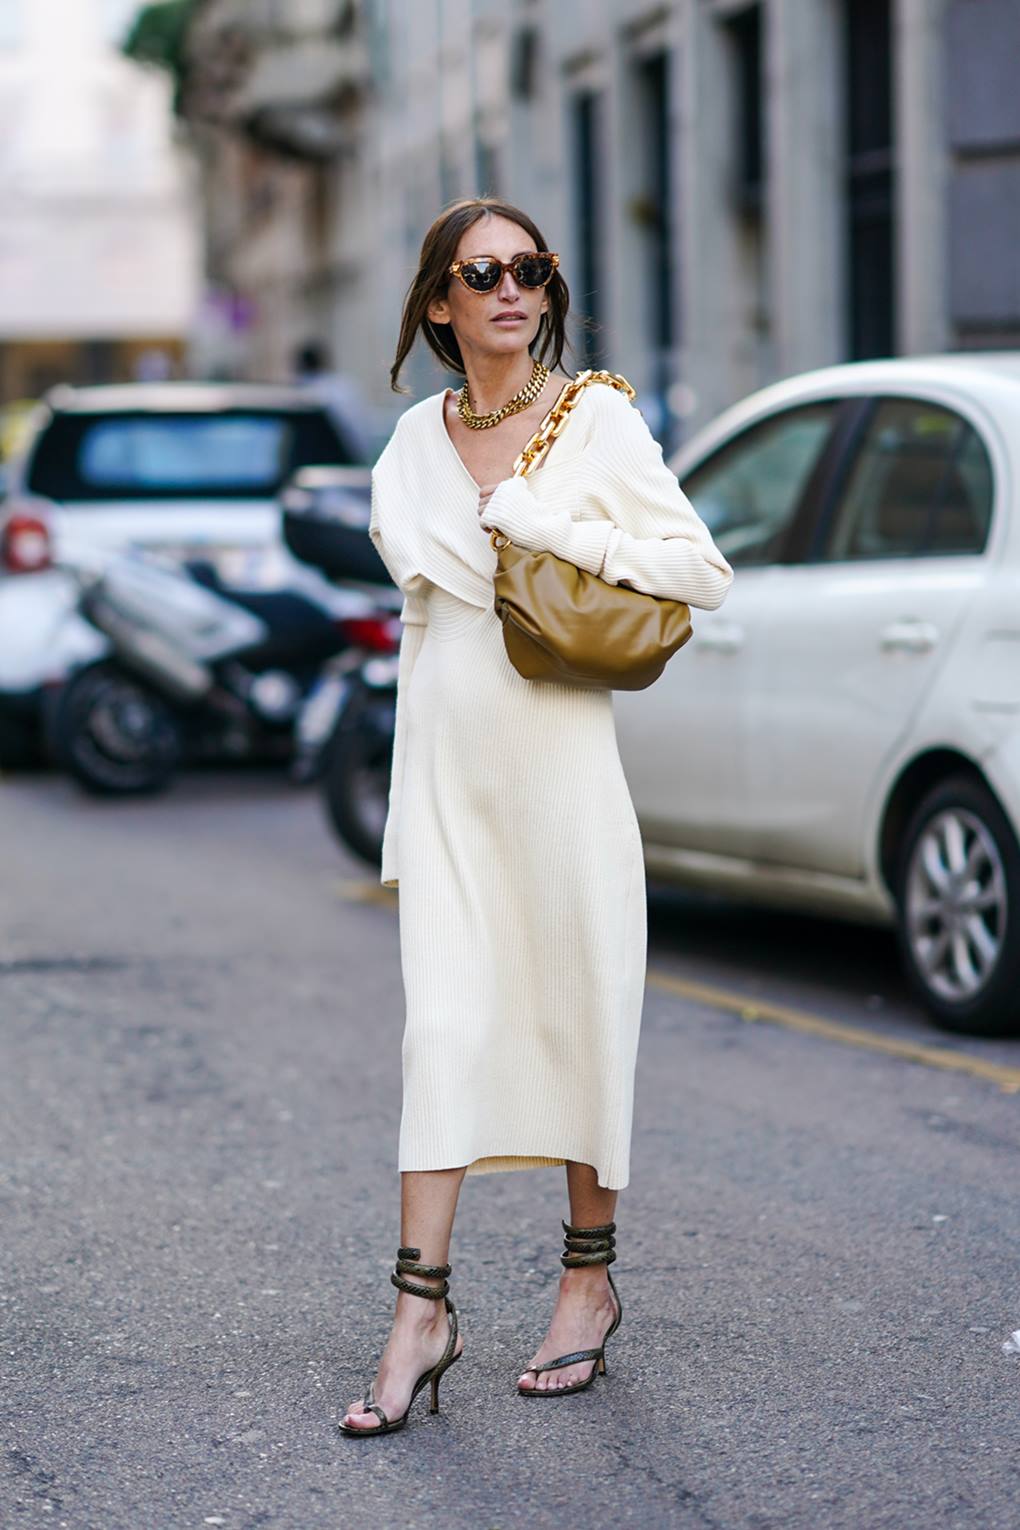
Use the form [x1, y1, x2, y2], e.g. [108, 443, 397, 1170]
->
[393, 1287, 448, 1328]
[558, 1265, 612, 1298]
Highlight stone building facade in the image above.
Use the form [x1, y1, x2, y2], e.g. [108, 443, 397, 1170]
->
[0, 0, 200, 401]
[180, 0, 1020, 445]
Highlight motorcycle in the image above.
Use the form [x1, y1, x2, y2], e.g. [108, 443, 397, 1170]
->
[45, 550, 376, 795]
[282, 465, 400, 867]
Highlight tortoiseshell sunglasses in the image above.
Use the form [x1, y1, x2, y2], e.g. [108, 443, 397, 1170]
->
[448, 251, 560, 293]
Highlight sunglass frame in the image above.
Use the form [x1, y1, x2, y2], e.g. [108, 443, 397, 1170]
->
[447, 252, 560, 293]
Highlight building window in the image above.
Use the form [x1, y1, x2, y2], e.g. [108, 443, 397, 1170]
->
[727, 3, 764, 214]
[636, 51, 674, 357]
[510, 26, 539, 101]
[625, 49, 675, 443]
[570, 90, 604, 365]
[0, 0, 23, 49]
[845, 0, 895, 359]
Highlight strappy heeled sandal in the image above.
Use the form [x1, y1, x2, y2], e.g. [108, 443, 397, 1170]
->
[517, 1219, 623, 1398]
[337, 1246, 460, 1437]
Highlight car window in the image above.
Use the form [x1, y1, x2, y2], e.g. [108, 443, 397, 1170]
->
[26, 409, 351, 502]
[821, 398, 993, 561]
[683, 403, 838, 567]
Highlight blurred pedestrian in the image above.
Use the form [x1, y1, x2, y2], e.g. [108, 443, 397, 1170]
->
[293, 339, 376, 462]
[339, 197, 733, 1436]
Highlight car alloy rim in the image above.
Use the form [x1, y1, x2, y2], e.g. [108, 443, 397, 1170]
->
[905, 808, 1007, 1003]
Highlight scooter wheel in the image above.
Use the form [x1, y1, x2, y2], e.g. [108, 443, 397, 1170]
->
[321, 689, 394, 865]
[47, 662, 182, 796]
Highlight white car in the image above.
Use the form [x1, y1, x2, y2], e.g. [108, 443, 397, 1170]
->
[0, 382, 370, 763]
[615, 354, 1020, 1037]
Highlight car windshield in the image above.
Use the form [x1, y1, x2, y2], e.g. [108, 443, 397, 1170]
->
[26, 409, 352, 502]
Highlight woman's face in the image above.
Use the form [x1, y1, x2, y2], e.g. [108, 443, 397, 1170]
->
[426, 215, 550, 364]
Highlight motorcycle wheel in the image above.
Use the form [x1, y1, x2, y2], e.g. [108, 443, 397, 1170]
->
[321, 689, 394, 866]
[0, 713, 44, 770]
[48, 662, 182, 796]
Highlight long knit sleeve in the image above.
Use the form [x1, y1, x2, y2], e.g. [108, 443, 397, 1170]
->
[378, 591, 427, 889]
[368, 473, 429, 889]
[482, 387, 733, 610]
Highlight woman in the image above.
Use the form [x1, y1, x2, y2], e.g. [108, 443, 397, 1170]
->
[339, 197, 733, 1436]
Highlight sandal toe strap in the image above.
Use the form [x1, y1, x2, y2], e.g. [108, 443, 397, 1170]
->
[360, 1384, 390, 1430]
[525, 1346, 602, 1375]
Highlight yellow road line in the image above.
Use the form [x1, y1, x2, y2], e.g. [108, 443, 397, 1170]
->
[647, 969, 1020, 1094]
[334, 879, 1020, 1094]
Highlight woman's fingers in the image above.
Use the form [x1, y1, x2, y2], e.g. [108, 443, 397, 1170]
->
[477, 483, 501, 532]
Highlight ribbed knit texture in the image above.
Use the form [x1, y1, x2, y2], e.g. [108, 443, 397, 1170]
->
[368, 382, 733, 1190]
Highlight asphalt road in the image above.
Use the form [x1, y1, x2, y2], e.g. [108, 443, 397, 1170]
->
[3, 768, 1019, 1530]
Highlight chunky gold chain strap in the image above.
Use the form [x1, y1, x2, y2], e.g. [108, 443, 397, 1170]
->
[512, 368, 636, 479]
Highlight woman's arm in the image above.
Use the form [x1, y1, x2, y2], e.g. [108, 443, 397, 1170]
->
[481, 390, 733, 610]
[378, 591, 427, 889]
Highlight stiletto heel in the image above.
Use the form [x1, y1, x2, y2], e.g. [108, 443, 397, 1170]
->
[517, 1219, 622, 1398]
[338, 1246, 460, 1437]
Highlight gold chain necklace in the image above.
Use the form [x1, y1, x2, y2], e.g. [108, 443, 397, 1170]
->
[456, 359, 550, 430]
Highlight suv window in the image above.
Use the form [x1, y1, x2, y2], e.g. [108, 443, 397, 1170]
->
[26, 409, 350, 502]
[821, 397, 993, 560]
[683, 403, 837, 567]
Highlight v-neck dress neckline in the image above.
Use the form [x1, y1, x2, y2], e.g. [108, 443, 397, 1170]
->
[436, 376, 576, 493]
[438, 389, 483, 493]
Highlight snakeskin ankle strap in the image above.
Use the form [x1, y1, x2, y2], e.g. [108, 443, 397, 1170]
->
[560, 1219, 617, 1268]
[390, 1245, 451, 1299]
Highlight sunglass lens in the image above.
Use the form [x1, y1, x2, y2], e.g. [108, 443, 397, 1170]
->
[461, 259, 502, 291]
[514, 255, 554, 288]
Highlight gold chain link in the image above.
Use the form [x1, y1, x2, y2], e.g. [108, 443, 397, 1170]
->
[512, 369, 637, 479]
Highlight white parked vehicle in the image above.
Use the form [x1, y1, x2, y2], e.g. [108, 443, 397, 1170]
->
[615, 354, 1020, 1037]
[0, 383, 370, 763]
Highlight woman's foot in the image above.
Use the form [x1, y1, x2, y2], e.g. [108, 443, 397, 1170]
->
[341, 1291, 463, 1432]
[517, 1266, 619, 1392]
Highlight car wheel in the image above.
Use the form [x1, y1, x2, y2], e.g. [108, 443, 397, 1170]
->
[895, 774, 1020, 1037]
[48, 663, 182, 796]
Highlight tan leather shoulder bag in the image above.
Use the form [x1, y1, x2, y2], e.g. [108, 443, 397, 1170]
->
[490, 369, 693, 690]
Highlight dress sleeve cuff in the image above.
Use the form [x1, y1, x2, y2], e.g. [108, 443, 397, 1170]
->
[485, 477, 612, 576]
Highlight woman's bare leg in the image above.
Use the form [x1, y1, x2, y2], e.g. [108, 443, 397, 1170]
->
[341, 1165, 467, 1430]
[517, 1161, 619, 1393]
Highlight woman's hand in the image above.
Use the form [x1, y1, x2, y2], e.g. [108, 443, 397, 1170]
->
[477, 476, 549, 544]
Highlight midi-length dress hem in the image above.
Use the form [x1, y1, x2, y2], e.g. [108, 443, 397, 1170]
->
[401, 1146, 629, 1192]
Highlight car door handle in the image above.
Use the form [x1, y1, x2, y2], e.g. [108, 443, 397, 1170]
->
[879, 619, 939, 654]
[696, 623, 745, 655]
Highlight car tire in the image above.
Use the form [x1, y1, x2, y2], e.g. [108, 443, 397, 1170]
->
[895, 774, 1020, 1037]
[48, 662, 182, 796]
[321, 686, 394, 867]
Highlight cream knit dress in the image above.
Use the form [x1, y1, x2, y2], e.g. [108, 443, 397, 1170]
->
[369, 380, 733, 1190]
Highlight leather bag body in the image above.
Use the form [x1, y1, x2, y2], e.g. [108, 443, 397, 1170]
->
[491, 370, 693, 691]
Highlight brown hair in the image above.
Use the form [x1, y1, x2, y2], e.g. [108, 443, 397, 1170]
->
[389, 197, 570, 393]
